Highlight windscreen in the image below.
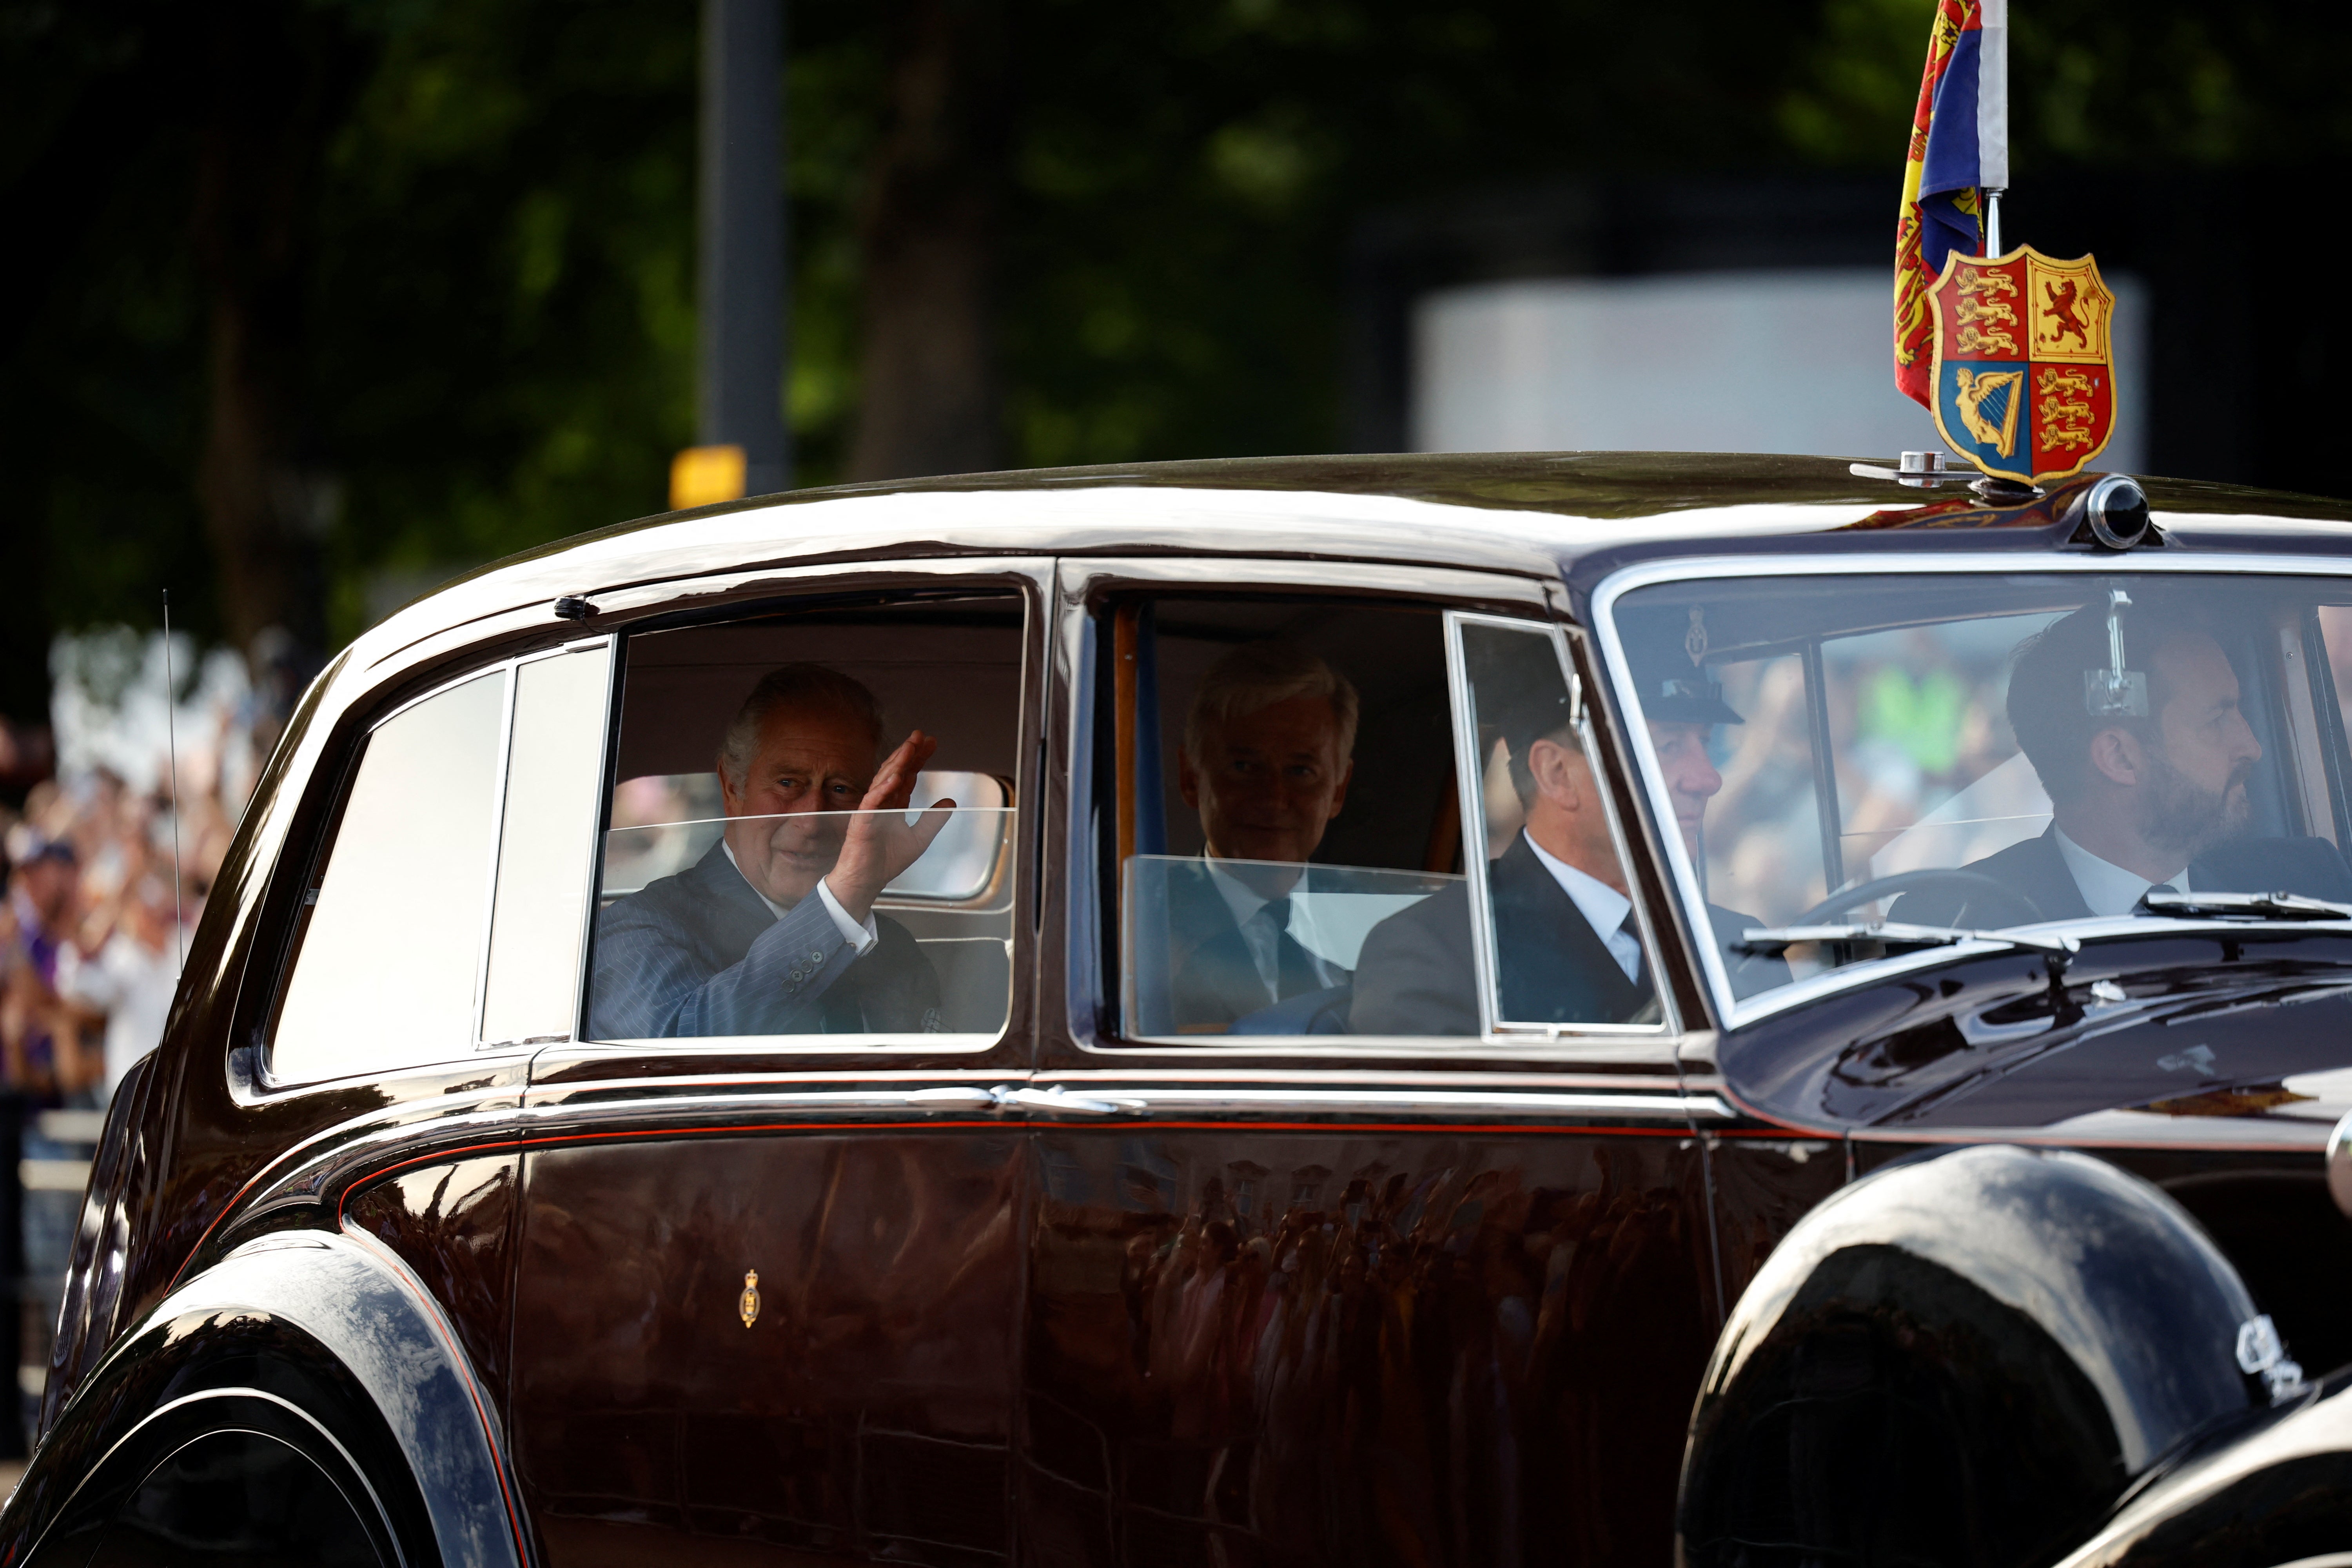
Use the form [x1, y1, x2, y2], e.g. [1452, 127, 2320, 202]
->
[1610, 572, 2352, 1006]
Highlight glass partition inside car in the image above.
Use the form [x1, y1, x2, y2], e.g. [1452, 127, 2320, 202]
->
[1103, 597, 1659, 1043]
[585, 592, 1025, 1044]
[1609, 570, 2352, 1012]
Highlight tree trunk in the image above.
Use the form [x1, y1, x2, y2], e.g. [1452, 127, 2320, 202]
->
[189, 5, 354, 654]
[846, 0, 1011, 482]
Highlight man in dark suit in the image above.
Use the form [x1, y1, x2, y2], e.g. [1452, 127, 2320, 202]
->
[1349, 624, 1785, 1036]
[589, 664, 947, 1038]
[1154, 642, 1359, 1033]
[1897, 601, 2352, 927]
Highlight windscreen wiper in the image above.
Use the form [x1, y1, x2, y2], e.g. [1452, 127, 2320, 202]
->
[1738, 921, 2082, 957]
[2140, 889, 2352, 922]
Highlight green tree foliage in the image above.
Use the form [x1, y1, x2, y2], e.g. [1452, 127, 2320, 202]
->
[2, 0, 2346, 684]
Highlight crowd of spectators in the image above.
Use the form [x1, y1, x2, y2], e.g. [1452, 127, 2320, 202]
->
[0, 640, 269, 1115]
[0, 630, 290, 1439]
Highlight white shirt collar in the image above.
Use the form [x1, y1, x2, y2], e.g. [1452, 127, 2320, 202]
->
[723, 840, 879, 952]
[1203, 855, 1278, 930]
[2052, 826, 2190, 918]
[723, 840, 794, 920]
[1522, 831, 1633, 947]
[1201, 855, 1343, 995]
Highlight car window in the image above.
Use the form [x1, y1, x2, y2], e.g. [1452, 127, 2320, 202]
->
[480, 644, 615, 1048]
[272, 669, 508, 1084]
[584, 591, 1024, 1045]
[1610, 571, 2352, 1018]
[1105, 597, 1662, 1043]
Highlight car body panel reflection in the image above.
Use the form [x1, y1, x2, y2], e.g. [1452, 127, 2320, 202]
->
[510, 1131, 1022, 1565]
[1023, 1126, 1713, 1568]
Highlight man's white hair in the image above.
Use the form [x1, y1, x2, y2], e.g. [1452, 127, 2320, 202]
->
[1183, 641, 1359, 766]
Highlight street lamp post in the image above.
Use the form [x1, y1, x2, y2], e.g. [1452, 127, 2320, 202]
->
[679, 0, 788, 508]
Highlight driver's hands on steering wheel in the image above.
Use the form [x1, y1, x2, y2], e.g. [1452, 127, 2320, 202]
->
[823, 730, 953, 923]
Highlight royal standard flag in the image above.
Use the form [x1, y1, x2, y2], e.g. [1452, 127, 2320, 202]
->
[1895, 0, 2009, 407]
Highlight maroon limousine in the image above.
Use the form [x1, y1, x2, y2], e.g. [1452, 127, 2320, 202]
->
[12, 453, 2352, 1568]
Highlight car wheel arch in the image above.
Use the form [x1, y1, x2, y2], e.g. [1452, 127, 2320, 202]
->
[4, 1229, 523, 1568]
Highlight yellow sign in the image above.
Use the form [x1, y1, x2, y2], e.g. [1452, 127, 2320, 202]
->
[671, 445, 747, 510]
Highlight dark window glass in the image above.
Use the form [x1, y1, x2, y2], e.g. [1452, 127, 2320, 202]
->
[1103, 597, 1661, 1042]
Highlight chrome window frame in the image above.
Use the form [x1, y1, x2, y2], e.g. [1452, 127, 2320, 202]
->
[1445, 610, 1678, 1042]
[263, 657, 523, 1091]
[1590, 547, 2352, 1033]
[559, 558, 1048, 1061]
[477, 636, 619, 1051]
[1065, 555, 1681, 1062]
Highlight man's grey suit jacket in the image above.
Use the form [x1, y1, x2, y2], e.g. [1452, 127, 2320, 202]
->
[590, 841, 940, 1039]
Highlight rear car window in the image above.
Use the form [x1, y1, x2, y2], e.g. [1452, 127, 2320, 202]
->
[272, 669, 508, 1083]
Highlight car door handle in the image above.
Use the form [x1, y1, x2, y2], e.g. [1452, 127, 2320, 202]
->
[902, 1085, 1145, 1116]
[903, 1087, 1002, 1107]
[999, 1085, 1146, 1116]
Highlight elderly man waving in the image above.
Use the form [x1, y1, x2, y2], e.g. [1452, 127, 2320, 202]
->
[590, 663, 949, 1038]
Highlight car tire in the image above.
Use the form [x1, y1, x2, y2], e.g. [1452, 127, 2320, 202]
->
[28, 1389, 409, 1568]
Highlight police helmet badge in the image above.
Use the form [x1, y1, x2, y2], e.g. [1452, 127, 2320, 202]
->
[1928, 246, 2116, 486]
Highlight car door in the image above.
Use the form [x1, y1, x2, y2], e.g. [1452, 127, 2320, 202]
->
[210, 638, 618, 1417]
[1019, 559, 1728, 1568]
[505, 561, 1048, 1567]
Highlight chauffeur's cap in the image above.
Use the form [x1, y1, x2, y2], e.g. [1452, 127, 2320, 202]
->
[1617, 606, 1744, 726]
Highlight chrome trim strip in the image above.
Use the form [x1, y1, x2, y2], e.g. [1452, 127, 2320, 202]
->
[560, 637, 618, 1047]
[237, 1100, 530, 1220]
[1044, 1065, 1688, 1089]
[514, 1084, 1726, 1126]
[518, 1077, 1718, 1118]
[1072, 1035, 1685, 1062]
[1588, 550, 2352, 1031]
[1442, 610, 1677, 1041]
[1041, 1085, 1731, 1119]
[1442, 610, 1506, 1036]
[568, 1033, 1007, 1056]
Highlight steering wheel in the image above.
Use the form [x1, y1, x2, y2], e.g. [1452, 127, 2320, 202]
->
[1791, 869, 2046, 931]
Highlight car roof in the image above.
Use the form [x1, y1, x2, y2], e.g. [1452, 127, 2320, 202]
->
[355, 451, 2352, 673]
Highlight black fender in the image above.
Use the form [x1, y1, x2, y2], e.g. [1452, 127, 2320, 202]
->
[1679, 1144, 2288, 1568]
[2, 1229, 525, 1568]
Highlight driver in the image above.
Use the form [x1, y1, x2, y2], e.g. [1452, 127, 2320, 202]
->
[590, 663, 949, 1037]
[1902, 601, 2352, 925]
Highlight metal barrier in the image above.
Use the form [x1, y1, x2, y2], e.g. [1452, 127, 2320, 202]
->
[0, 1098, 23, 1461]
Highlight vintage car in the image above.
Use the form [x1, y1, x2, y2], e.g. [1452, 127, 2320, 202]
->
[12, 452, 2352, 1568]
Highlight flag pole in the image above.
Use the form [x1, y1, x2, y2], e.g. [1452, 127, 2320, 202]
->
[1981, 0, 2009, 254]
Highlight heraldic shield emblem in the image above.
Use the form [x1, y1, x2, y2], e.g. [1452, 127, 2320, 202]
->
[1928, 246, 2116, 485]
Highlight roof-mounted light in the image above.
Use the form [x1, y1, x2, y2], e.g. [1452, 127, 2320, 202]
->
[2074, 474, 2152, 551]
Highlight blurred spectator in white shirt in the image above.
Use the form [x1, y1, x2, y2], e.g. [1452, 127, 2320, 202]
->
[59, 873, 183, 1100]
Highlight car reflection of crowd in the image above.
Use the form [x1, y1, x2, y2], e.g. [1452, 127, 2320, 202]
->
[1076, 1143, 1703, 1562]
